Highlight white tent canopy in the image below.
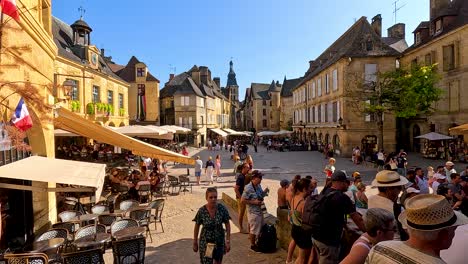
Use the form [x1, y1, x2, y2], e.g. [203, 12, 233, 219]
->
[275, 130, 293, 135]
[257, 131, 276, 136]
[0, 156, 106, 201]
[160, 125, 191, 133]
[211, 128, 229, 137]
[54, 129, 80, 137]
[415, 132, 453, 141]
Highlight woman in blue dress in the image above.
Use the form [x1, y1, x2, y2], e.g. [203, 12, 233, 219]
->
[193, 187, 231, 264]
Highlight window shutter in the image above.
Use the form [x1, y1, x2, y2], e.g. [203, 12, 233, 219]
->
[180, 97, 184, 106]
[179, 117, 183, 126]
[189, 117, 193, 128]
[312, 82, 316, 98]
[337, 101, 340, 121]
[365, 100, 371, 122]
[333, 69, 338, 91]
[315, 106, 318, 123]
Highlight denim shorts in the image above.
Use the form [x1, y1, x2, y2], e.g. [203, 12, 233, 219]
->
[195, 171, 201, 177]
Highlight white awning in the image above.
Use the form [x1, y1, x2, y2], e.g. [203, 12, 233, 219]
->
[160, 125, 191, 133]
[54, 129, 80, 137]
[0, 156, 106, 201]
[223, 128, 245, 135]
[210, 128, 228, 137]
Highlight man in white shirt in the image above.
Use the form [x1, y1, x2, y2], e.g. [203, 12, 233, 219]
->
[431, 173, 447, 194]
[415, 167, 429, 194]
[445, 161, 456, 183]
[368, 170, 408, 240]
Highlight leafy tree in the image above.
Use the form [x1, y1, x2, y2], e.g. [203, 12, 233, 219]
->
[345, 64, 442, 150]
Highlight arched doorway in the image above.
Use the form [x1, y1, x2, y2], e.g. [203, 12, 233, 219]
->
[333, 134, 340, 150]
[325, 134, 330, 145]
[119, 122, 126, 127]
[312, 133, 317, 142]
[412, 124, 421, 152]
[108, 122, 116, 127]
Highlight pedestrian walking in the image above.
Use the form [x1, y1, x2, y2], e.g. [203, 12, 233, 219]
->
[215, 154, 222, 182]
[194, 156, 203, 185]
[193, 188, 231, 264]
[205, 156, 215, 184]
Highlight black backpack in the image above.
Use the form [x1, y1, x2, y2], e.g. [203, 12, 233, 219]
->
[257, 224, 277, 253]
[301, 190, 338, 236]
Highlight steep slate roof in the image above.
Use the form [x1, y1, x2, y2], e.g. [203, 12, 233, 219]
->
[52, 17, 124, 82]
[250, 83, 271, 100]
[407, 0, 468, 50]
[281, 77, 303, 97]
[268, 80, 282, 92]
[116, 56, 160, 83]
[160, 72, 204, 98]
[295, 16, 401, 89]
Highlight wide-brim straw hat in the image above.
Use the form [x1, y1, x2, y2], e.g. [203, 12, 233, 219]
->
[399, 194, 468, 231]
[371, 170, 409, 187]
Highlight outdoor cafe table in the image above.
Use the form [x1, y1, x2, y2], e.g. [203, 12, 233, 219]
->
[30, 237, 65, 253]
[73, 233, 111, 249]
[113, 226, 146, 240]
[71, 213, 99, 225]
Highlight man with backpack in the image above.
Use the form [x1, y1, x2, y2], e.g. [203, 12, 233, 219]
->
[303, 171, 366, 264]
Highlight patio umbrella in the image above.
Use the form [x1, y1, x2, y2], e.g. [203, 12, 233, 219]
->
[415, 132, 453, 141]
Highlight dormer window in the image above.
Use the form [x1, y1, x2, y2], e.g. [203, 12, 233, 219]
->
[435, 19, 442, 34]
[415, 32, 421, 45]
[366, 40, 373, 51]
[137, 67, 145, 77]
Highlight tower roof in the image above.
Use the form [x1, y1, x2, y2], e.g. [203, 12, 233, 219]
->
[227, 60, 238, 86]
[70, 18, 92, 32]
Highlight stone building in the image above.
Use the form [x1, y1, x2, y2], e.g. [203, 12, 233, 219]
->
[52, 16, 130, 127]
[244, 81, 282, 132]
[292, 15, 405, 156]
[0, 0, 57, 246]
[280, 77, 303, 130]
[160, 65, 231, 146]
[107, 56, 160, 125]
[399, 0, 468, 151]
[221, 60, 242, 129]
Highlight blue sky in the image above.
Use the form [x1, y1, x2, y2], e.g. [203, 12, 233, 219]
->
[52, 0, 429, 100]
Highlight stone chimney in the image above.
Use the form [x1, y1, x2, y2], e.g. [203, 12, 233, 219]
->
[387, 23, 406, 39]
[191, 67, 201, 86]
[169, 73, 175, 81]
[213, 77, 221, 88]
[371, 14, 382, 37]
[199, 66, 211, 85]
[430, 0, 451, 20]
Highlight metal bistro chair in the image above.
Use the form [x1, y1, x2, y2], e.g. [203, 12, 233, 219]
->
[112, 237, 146, 264]
[110, 219, 139, 237]
[91, 204, 109, 215]
[98, 214, 117, 233]
[4, 253, 48, 264]
[178, 175, 193, 194]
[52, 221, 80, 241]
[34, 228, 68, 261]
[62, 248, 104, 264]
[128, 209, 152, 243]
[137, 184, 152, 203]
[152, 181, 166, 199]
[58, 210, 82, 223]
[148, 199, 165, 232]
[167, 175, 181, 195]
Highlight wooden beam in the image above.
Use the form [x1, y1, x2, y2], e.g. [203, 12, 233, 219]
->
[0, 183, 95, 193]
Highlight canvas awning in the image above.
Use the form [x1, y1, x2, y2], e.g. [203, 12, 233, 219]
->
[54, 107, 194, 165]
[449, 124, 468, 135]
[0, 156, 106, 200]
[160, 125, 191, 133]
[54, 129, 80, 137]
[258, 131, 276, 136]
[210, 128, 228, 137]
[415, 132, 453, 141]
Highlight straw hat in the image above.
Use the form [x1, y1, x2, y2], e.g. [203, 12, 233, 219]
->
[371, 170, 409, 187]
[399, 194, 468, 231]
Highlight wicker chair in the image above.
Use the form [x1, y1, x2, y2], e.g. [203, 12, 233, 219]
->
[148, 199, 165, 232]
[75, 224, 107, 240]
[4, 253, 48, 264]
[58, 210, 82, 222]
[35, 228, 68, 242]
[52, 221, 80, 246]
[137, 184, 151, 203]
[110, 219, 139, 237]
[128, 209, 152, 242]
[119, 199, 139, 211]
[112, 237, 146, 264]
[91, 204, 109, 214]
[62, 248, 104, 264]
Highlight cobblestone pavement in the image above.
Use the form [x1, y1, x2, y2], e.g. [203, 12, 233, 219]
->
[102, 145, 460, 263]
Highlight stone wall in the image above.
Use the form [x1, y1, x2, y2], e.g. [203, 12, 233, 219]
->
[222, 192, 297, 256]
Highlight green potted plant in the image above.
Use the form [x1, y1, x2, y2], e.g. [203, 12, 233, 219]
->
[119, 108, 125, 116]
[86, 103, 95, 115]
[70, 100, 80, 112]
[107, 104, 114, 116]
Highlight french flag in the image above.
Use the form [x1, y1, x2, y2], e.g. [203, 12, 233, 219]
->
[0, 0, 20, 22]
[13, 98, 32, 131]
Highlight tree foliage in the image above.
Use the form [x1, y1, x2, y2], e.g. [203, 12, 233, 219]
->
[346, 64, 442, 119]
